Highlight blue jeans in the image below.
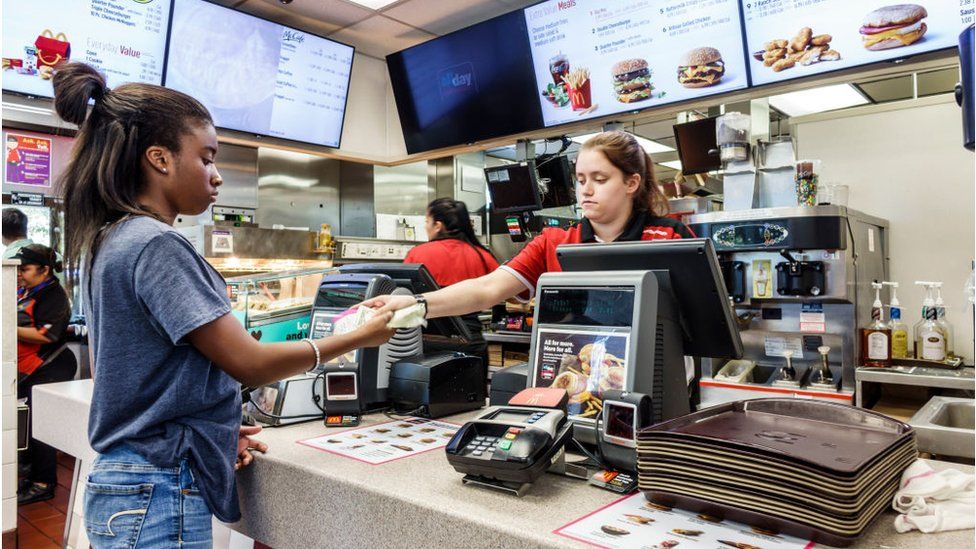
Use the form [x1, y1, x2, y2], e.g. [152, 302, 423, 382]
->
[85, 444, 212, 548]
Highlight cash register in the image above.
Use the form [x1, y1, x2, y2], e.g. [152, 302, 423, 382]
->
[524, 238, 742, 443]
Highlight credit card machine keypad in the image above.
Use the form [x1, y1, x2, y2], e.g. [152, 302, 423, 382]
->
[446, 406, 572, 484]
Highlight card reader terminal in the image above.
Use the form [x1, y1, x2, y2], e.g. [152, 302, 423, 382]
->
[445, 405, 572, 485]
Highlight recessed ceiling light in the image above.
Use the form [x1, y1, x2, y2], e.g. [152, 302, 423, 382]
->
[768, 84, 869, 118]
[345, 0, 400, 9]
[658, 160, 683, 171]
[570, 132, 674, 154]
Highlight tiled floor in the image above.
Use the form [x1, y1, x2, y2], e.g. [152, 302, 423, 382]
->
[16, 452, 74, 548]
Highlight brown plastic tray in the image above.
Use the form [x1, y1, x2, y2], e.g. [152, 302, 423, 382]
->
[637, 399, 914, 475]
[637, 438, 917, 492]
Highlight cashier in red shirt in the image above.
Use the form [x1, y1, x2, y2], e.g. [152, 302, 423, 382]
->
[404, 197, 500, 287]
[364, 130, 694, 317]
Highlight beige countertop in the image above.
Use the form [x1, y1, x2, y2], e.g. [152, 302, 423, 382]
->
[30, 381, 976, 549]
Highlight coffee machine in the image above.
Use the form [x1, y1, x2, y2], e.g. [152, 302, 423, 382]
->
[687, 205, 888, 406]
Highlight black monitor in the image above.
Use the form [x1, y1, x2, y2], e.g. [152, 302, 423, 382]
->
[536, 155, 577, 209]
[337, 263, 474, 343]
[556, 238, 743, 360]
[485, 162, 542, 213]
[673, 117, 720, 175]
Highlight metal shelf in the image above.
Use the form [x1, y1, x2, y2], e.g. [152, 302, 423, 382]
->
[484, 331, 531, 344]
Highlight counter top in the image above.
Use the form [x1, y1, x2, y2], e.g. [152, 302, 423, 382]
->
[234, 413, 974, 549]
[30, 380, 976, 549]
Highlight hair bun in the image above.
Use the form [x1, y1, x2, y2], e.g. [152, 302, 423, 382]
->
[52, 63, 108, 126]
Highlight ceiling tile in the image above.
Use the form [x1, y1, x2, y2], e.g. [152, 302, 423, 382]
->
[246, 0, 373, 28]
[329, 15, 435, 57]
[383, 0, 510, 35]
[497, 0, 539, 8]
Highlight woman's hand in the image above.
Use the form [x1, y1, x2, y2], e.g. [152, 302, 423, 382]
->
[235, 425, 269, 470]
[350, 311, 396, 348]
[359, 294, 417, 315]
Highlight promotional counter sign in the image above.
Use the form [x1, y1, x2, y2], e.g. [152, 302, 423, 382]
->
[298, 417, 459, 465]
[555, 492, 813, 549]
[5, 133, 51, 187]
[533, 327, 630, 420]
[524, 0, 748, 128]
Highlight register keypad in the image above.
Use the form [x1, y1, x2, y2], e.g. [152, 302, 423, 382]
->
[465, 435, 500, 457]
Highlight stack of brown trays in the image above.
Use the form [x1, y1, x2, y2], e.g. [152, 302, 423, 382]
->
[637, 399, 916, 547]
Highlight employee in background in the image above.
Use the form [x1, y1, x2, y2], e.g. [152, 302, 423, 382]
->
[2, 208, 33, 259]
[403, 197, 500, 361]
[364, 130, 694, 317]
[52, 62, 394, 547]
[13, 244, 76, 505]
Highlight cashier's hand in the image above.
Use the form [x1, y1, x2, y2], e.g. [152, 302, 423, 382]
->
[352, 310, 396, 348]
[360, 294, 417, 315]
[236, 425, 269, 471]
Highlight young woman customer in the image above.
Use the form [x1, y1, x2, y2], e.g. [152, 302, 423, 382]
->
[53, 63, 394, 547]
[365, 130, 694, 318]
[13, 244, 77, 504]
[403, 197, 500, 361]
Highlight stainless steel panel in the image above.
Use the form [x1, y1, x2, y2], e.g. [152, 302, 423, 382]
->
[374, 161, 430, 215]
[214, 143, 258, 209]
[339, 162, 375, 237]
[256, 148, 341, 231]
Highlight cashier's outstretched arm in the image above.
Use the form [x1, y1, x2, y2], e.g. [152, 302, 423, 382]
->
[187, 311, 395, 387]
[363, 269, 525, 319]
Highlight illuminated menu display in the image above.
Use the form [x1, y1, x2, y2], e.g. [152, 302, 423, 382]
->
[2, 0, 170, 97]
[166, 0, 354, 148]
[743, 0, 967, 86]
[524, 0, 748, 127]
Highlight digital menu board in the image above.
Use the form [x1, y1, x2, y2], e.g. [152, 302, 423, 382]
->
[2, 0, 171, 98]
[524, 0, 748, 128]
[165, 0, 354, 148]
[743, 1, 967, 86]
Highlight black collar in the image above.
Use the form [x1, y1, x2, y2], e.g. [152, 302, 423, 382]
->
[579, 210, 649, 243]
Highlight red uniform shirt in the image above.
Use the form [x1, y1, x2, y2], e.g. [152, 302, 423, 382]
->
[404, 238, 500, 287]
[501, 211, 695, 300]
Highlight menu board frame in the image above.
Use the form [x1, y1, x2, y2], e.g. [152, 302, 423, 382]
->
[522, 0, 753, 130]
[1, 0, 172, 98]
[738, 0, 962, 89]
[161, 0, 356, 149]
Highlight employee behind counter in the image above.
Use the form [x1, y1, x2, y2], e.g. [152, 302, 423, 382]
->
[365, 131, 694, 329]
[403, 197, 500, 363]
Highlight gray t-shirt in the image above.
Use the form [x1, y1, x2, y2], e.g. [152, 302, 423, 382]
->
[85, 216, 242, 522]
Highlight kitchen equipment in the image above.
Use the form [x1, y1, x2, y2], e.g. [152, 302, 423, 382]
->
[689, 206, 889, 406]
[715, 112, 750, 162]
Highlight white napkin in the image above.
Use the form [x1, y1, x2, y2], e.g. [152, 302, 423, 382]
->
[387, 302, 427, 329]
[892, 459, 976, 534]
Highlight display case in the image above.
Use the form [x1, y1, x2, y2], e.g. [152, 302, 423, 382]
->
[227, 268, 333, 343]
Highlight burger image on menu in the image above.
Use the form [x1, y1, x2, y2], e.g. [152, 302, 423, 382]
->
[612, 59, 654, 103]
[677, 47, 725, 88]
[860, 4, 928, 50]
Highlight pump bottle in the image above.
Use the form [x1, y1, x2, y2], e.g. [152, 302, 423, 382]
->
[914, 282, 947, 361]
[860, 282, 891, 367]
[934, 283, 954, 358]
[882, 282, 909, 359]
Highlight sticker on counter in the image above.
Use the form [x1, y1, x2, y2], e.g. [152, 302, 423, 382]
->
[752, 259, 773, 299]
[211, 229, 233, 254]
[554, 492, 813, 549]
[764, 336, 804, 359]
[799, 303, 826, 334]
[298, 417, 460, 465]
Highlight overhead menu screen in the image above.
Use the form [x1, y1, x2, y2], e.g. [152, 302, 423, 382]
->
[2, 0, 171, 97]
[523, 0, 748, 128]
[166, 0, 354, 148]
[743, 1, 966, 86]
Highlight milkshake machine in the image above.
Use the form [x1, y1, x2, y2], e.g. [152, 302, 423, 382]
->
[687, 205, 889, 406]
